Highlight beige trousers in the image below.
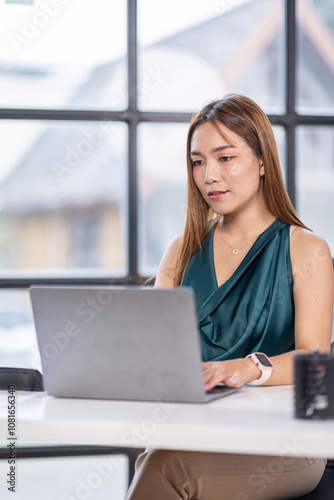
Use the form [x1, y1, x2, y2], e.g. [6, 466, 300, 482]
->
[125, 449, 326, 500]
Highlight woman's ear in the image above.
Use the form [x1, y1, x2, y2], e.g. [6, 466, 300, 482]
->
[260, 165, 265, 176]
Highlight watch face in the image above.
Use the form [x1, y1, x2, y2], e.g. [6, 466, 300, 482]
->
[255, 353, 273, 367]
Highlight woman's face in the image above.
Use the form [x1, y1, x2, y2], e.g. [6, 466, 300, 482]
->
[190, 121, 265, 217]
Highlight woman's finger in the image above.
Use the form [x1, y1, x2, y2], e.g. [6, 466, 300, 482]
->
[203, 366, 227, 389]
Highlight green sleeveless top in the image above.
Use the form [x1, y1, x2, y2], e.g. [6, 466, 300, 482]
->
[182, 219, 294, 361]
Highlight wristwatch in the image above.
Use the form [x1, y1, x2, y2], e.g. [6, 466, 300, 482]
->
[246, 352, 273, 385]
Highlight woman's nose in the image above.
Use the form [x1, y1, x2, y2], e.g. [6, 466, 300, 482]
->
[204, 161, 220, 183]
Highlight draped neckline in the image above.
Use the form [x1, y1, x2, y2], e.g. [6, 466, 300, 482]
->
[197, 219, 289, 326]
[210, 219, 285, 291]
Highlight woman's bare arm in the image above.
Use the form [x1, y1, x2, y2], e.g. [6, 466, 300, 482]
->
[154, 235, 183, 288]
[291, 227, 333, 353]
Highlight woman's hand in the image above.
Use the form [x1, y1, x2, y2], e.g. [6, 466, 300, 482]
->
[202, 358, 261, 390]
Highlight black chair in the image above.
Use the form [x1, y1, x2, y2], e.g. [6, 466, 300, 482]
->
[0, 367, 44, 391]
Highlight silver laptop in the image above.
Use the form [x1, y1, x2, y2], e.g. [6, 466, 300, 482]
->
[29, 286, 239, 403]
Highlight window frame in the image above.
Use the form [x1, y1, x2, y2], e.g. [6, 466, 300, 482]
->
[0, 0, 333, 288]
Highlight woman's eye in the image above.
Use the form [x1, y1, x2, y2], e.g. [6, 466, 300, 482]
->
[191, 160, 203, 167]
[219, 156, 234, 162]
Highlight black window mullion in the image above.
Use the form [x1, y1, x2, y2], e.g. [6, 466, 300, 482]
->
[285, 0, 296, 205]
[127, 0, 139, 281]
[0, 109, 130, 122]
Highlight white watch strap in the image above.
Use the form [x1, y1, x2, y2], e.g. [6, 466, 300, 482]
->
[246, 353, 273, 385]
[247, 369, 272, 385]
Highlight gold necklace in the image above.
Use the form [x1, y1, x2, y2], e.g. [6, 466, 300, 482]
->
[219, 230, 255, 255]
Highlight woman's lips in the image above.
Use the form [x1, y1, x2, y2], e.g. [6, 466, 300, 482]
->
[208, 191, 228, 200]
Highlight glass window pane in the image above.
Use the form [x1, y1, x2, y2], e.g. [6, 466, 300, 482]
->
[296, 126, 334, 253]
[0, 121, 127, 276]
[272, 125, 286, 183]
[0, 0, 127, 110]
[138, 123, 188, 276]
[0, 454, 128, 500]
[138, 0, 285, 113]
[0, 289, 40, 369]
[297, 0, 334, 114]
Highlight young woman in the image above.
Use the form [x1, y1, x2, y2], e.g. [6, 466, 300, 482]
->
[125, 94, 334, 499]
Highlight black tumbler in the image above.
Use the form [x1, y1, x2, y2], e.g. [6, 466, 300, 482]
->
[294, 350, 334, 419]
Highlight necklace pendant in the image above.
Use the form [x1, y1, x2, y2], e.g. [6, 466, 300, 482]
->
[232, 249, 239, 255]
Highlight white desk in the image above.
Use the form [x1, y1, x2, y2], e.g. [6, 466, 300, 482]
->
[1, 385, 334, 459]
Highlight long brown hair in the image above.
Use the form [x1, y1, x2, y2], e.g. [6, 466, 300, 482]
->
[174, 94, 307, 285]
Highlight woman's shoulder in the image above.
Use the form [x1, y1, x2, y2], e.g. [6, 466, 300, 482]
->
[162, 233, 184, 261]
[155, 234, 183, 287]
[290, 225, 333, 276]
[290, 225, 331, 253]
